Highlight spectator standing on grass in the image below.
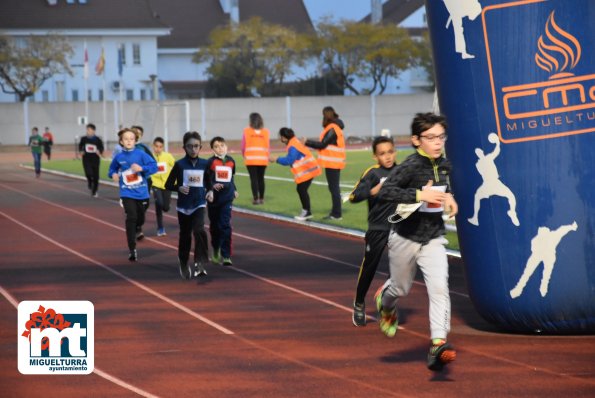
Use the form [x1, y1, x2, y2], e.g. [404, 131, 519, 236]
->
[242, 112, 270, 205]
[348, 136, 397, 327]
[78, 123, 105, 197]
[302, 106, 345, 220]
[165, 131, 211, 280]
[42, 127, 54, 161]
[152, 137, 176, 237]
[108, 128, 157, 262]
[28, 127, 43, 178]
[270, 127, 321, 221]
[206, 136, 238, 266]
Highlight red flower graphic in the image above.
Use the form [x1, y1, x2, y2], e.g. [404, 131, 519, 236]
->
[21, 305, 72, 350]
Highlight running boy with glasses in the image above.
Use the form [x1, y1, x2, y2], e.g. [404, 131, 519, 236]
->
[375, 112, 458, 371]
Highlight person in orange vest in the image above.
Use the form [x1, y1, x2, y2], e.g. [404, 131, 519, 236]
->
[270, 127, 322, 221]
[42, 127, 54, 160]
[242, 112, 270, 205]
[302, 106, 345, 220]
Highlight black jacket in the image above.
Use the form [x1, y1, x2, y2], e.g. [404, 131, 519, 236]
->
[78, 135, 104, 157]
[349, 164, 395, 231]
[305, 119, 345, 149]
[377, 150, 452, 244]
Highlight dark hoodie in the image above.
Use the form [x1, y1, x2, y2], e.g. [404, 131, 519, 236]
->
[305, 119, 345, 149]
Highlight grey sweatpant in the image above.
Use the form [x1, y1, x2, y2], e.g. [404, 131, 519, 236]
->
[381, 231, 451, 340]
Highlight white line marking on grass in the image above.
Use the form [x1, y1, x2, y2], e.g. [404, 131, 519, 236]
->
[0, 208, 234, 336]
[0, 285, 162, 398]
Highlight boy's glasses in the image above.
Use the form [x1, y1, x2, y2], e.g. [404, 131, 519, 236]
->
[185, 144, 202, 149]
[419, 133, 447, 142]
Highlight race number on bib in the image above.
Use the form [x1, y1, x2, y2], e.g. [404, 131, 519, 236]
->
[122, 169, 143, 186]
[156, 162, 168, 174]
[419, 185, 446, 213]
[85, 144, 97, 154]
[215, 166, 232, 182]
[183, 170, 204, 187]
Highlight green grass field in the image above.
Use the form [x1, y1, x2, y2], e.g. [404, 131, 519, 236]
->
[36, 149, 460, 250]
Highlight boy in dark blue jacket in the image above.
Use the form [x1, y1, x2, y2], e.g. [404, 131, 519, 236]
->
[108, 128, 158, 261]
[206, 137, 238, 266]
[165, 131, 211, 280]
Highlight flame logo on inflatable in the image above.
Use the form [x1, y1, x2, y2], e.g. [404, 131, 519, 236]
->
[534, 11, 581, 80]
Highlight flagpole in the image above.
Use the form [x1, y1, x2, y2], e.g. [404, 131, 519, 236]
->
[118, 44, 124, 128]
[84, 40, 89, 123]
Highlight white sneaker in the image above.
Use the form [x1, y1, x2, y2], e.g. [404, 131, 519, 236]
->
[294, 210, 313, 221]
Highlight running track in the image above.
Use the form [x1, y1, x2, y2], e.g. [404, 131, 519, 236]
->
[0, 159, 594, 397]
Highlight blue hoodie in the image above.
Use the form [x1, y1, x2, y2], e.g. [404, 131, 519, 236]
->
[108, 148, 158, 200]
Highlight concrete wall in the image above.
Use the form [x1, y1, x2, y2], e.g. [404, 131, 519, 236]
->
[0, 93, 434, 146]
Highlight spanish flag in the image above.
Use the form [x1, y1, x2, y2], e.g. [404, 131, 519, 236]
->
[95, 47, 105, 76]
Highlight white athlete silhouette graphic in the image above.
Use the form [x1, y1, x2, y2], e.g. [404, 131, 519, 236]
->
[443, 0, 482, 59]
[468, 133, 520, 227]
[510, 221, 578, 299]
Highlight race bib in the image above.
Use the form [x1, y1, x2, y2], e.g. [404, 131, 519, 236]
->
[215, 166, 232, 182]
[156, 162, 168, 175]
[420, 185, 446, 213]
[122, 169, 143, 186]
[31, 140, 39, 147]
[183, 169, 204, 187]
[85, 144, 97, 153]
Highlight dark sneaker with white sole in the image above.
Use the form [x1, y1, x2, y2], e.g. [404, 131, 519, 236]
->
[352, 301, 366, 326]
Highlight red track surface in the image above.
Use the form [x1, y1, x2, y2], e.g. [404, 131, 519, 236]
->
[1, 153, 594, 397]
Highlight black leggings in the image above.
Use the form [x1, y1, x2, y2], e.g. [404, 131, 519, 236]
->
[177, 208, 209, 265]
[296, 179, 312, 212]
[82, 155, 100, 194]
[121, 198, 149, 251]
[152, 187, 171, 229]
[325, 168, 342, 217]
[246, 165, 266, 200]
[355, 230, 389, 305]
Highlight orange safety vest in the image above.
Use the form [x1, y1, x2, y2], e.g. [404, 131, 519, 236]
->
[287, 137, 322, 184]
[317, 122, 345, 169]
[243, 127, 270, 166]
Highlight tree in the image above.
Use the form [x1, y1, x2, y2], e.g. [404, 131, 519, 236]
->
[0, 34, 73, 102]
[415, 32, 436, 91]
[194, 17, 309, 97]
[313, 21, 420, 95]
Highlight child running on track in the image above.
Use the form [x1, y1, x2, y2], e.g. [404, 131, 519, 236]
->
[108, 128, 158, 262]
[348, 136, 396, 326]
[151, 137, 175, 237]
[376, 112, 458, 371]
[79, 123, 105, 197]
[165, 131, 210, 280]
[28, 127, 43, 178]
[270, 127, 322, 221]
[206, 136, 238, 266]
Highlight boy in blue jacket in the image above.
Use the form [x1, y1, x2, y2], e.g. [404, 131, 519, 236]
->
[165, 131, 211, 280]
[108, 128, 158, 261]
[206, 136, 238, 266]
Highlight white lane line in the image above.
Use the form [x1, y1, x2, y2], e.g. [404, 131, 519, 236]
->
[8, 174, 469, 299]
[0, 285, 161, 398]
[0, 209, 234, 336]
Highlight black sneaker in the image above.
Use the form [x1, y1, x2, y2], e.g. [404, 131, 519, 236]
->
[128, 250, 137, 262]
[427, 341, 456, 371]
[352, 301, 366, 327]
[178, 259, 191, 280]
[135, 231, 145, 241]
[194, 262, 207, 277]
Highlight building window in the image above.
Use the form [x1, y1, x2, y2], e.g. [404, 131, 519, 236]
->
[133, 44, 141, 65]
[126, 89, 134, 101]
[140, 89, 146, 101]
[72, 89, 79, 102]
[119, 44, 126, 66]
[99, 89, 104, 101]
[56, 81, 65, 102]
[42, 90, 49, 102]
[88, 89, 92, 101]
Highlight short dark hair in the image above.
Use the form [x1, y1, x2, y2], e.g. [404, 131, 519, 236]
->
[372, 136, 394, 154]
[278, 127, 295, 140]
[32, 127, 39, 132]
[411, 113, 447, 138]
[86, 123, 96, 130]
[153, 137, 164, 145]
[182, 131, 202, 146]
[210, 136, 225, 148]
